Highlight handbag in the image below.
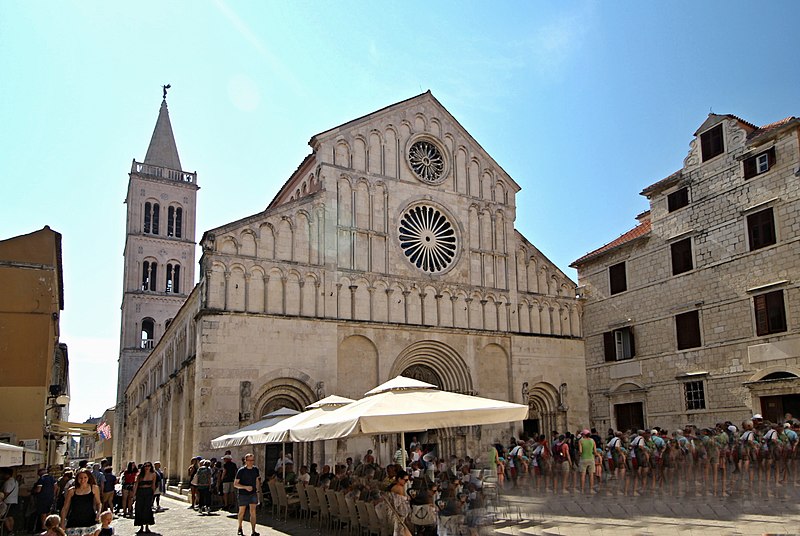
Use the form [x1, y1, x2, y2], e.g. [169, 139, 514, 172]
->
[411, 503, 436, 525]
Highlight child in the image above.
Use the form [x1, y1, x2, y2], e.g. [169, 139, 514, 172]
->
[93, 510, 114, 536]
[40, 514, 66, 536]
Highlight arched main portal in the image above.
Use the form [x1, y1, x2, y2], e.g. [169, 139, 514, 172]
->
[525, 382, 560, 437]
[390, 340, 473, 394]
[391, 341, 474, 457]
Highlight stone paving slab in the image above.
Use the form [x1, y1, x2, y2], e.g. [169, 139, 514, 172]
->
[17, 489, 796, 536]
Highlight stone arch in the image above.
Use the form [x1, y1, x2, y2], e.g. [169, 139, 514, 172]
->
[429, 117, 442, 138]
[422, 285, 438, 326]
[526, 382, 560, 435]
[353, 136, 367, 172]
[295, 211, 311, 264]
[518, 299, 531, 333]
[248, 266, 265, 313]
[219, 236, 238, 255]
[413, 113, 427, 133]
[495, 180, 508, 205]
[384, 126, 398, 178]
[240, 229, 257, 257]
[469, 158, 481, 198]
[354, 180, 370, 230]
[390, 340, 473, 394]
[207, 261, 227, 309]
[353, 277, 371, 321]
[372, 280, 389, 323]
[338, 276, 353, 320]
[338, 175, 354, 227]
[334, 139, 351, 168]
[337, 335, 379, 398]
[477, 343, 509, 400]
[276, 217, 293, 261]
[455, 146, 469, 194]
[453, 290, 468, 328]
[609, 380, 646, 393]
[749, 366, 800, 382]
[253, 372, 316, 418]
[388, 282, 405, 323]
[258, 223, 275, 259]
[228, 264, 247, 311]
[302, 272, 319, 317]
[368, 131, 382, 175]
[266, 267, 284, 314]
[285, 270, 301, 315]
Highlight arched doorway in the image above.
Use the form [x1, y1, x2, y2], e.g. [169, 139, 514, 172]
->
[524, 382, 560, 437]
[746, 368, 800, 423]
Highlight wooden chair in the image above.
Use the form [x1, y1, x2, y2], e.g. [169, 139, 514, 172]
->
[335, 491, 352, 533]
[266, 479, 280, 518]
[275, 482, 300, 521]
[325, 488, 343, 531]
[356, 501, 374, 536]
[314, 486, 331, 530]
[297, 484, 310, 524]
[345, 496, 362, 535]
[304, 484, 321, 527]
[364, 500, 391, 536]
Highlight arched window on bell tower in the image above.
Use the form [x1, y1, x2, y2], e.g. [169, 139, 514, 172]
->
[167, 205, 183, 238]
[141, 318, 155, 349]
[141, 259, 158, 291]
[144, 202, 160, 235]
[166, 262, 181, 293]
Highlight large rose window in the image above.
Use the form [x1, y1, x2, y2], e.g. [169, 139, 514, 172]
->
[399, 205, 457, 273]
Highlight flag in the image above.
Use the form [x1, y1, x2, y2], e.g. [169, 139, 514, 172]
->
[97, 422, 112, 440]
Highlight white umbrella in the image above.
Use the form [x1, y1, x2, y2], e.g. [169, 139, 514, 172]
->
[289, 376, 529, 442]
[249, 395, 355, 444]
[211, 407, 300, 449]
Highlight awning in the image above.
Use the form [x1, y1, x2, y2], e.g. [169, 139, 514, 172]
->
[210, 407, 300, 449]
[50, 420, 102, 436]
[249, 395, 355, 444]
[0, 443, 25, 467]
[24, 449, 45, 465]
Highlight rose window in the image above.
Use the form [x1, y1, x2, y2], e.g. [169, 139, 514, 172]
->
[399, 205, 457, 273]
[408, 140, 445, 183]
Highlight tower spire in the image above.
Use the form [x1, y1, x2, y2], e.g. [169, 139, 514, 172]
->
[144, 85, 182, 171]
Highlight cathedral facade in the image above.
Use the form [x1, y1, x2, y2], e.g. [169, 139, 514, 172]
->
[119, 92, 587, 480]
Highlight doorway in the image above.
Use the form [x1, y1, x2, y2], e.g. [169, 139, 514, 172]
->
[614, 402, 644, 432]
[760, 394, 800, 423]
[522, 418, 540, 439]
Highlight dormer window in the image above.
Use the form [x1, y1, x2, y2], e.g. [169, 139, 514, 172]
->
[700, 124, 724, 162]
[743, 147, 776, 179]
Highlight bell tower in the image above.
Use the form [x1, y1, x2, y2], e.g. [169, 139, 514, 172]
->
[115, 88, 199, 460]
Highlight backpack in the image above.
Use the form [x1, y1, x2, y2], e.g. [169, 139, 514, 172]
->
[553, 441, 566, 464]
[196, 467, 211, 487]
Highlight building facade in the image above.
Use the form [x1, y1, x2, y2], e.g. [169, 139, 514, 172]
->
[120, 92, 588, 481]
[114, 97, 199, 465]
[0, 226, 70, 466]
[572, 113, 800, 432]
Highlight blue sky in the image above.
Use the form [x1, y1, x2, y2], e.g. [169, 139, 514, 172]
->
[1, 1, 798, 423]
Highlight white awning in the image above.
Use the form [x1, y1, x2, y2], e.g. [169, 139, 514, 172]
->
[0, 443, 25, 467]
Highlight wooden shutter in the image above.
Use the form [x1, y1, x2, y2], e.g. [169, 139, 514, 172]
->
[744, 155, 758, 179]
[604, 332, 616, 362]
[628, 327, 636, 357]
[754, 294, 769, 336]
[676, 310, 701, 350]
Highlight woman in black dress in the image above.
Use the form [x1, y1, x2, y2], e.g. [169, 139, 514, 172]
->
[60, 468, 101, 536]
[132, 462, 157, 533]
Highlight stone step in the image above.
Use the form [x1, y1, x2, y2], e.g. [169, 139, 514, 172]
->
[165, 485, 190, 502]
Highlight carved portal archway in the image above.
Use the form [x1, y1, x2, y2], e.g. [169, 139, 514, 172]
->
[525, 382, 560, 435]
[390, 340, 473, 394]
[401, 364, 442, 388]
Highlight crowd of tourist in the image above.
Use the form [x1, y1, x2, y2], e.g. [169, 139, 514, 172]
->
[490, 413, 800, 498]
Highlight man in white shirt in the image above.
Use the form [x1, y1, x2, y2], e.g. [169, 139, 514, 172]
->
[0, 467, 19, 535]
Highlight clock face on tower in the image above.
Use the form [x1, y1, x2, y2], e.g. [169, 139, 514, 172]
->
[398, 204, 457, 274]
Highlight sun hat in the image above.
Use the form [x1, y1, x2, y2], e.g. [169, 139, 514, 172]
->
[752, 413, 763, 419]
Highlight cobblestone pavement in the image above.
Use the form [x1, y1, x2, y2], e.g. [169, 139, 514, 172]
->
[22, 489, 799, 536]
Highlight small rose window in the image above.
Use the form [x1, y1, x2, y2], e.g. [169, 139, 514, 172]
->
[399, 205, 457, 273]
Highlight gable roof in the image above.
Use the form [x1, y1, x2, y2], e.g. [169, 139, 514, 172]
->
[570, 215, 651, 268]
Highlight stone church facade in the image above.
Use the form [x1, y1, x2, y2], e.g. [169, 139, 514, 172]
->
[119, 92, 587, 480]
[572, 113, 800, 433]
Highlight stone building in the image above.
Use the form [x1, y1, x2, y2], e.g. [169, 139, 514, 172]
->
[114, 96, 199, 465]
[572, 113, 800, 432]
[0, 226, 70, 466]
[119, 92, 587, 481]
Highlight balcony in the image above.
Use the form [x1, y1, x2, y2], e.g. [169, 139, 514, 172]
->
[131, 160, 196, 184]
[140, 339, 155, 350]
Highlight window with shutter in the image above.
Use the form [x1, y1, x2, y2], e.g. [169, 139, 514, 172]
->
[609, 262, 627, 295]
[700, 124, 724, 162]
[604, 327, 635, 361]
[754, 290, 787, 336]
[667, 187, 689, 212]
[671, 238, 693, 275]
[676, 310, 701, 350]
[743, 147, 776, 179]
[747, 208, 776, 251]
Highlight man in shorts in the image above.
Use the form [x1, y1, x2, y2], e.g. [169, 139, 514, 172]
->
[234, 453, 261, 536]
[577, 429, 597, 494]
[221, 454, 237, 512]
